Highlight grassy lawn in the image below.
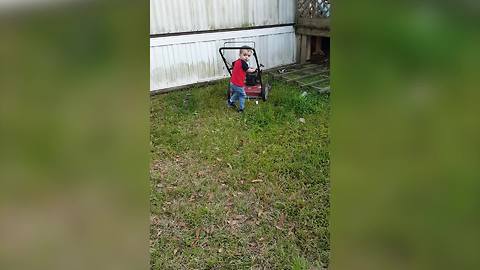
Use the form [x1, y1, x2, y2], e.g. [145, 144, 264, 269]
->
[150, 79, 330, 269]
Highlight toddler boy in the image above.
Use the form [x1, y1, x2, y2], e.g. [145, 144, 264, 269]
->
[227, 47, 257, 112]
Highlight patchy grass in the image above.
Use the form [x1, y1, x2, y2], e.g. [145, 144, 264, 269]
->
[150, 79, 330, 269]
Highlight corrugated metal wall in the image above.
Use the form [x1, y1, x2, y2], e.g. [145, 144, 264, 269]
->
[150, 0, 296, 35]
[150, 0, 297, 91]
[150, 26, 296, 91]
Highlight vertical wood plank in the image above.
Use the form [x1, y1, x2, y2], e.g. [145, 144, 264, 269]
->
[306, 35, 311, 61]
[296, 34, 301, 63]
[316, 36, 322, 53]
[300, 35, 307, 64]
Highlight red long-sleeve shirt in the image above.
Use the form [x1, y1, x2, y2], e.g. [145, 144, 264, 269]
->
[230, 59, 249, 87]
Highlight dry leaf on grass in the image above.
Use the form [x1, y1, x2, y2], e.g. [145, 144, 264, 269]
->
[177, 221, 187, 229]
[226, 214, 247, 227]
[195, 227, 201, 240]
[288, 226, 295, 236]
[276, 213, 286, 230]
[251, 179, 263, 183]
[150, 215, 160, 225]
[234, 214, 245, 220]
[227, 219, 238, 226]
[191, 228, 201, 247]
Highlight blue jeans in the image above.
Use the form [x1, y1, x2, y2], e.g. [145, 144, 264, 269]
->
[229, 83, 246, 110]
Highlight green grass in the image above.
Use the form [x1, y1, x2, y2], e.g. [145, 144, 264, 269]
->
[150, 79, 330, 269]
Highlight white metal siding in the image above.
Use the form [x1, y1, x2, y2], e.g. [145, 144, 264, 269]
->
[150, 26, 296, 91]
[150, 0, 296, 35]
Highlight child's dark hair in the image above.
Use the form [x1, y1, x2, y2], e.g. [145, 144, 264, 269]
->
[239, 45, 252, 55]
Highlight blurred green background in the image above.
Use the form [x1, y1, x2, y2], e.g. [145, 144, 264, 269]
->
[0, 1, 149, 270]
[1, 0, 479, 269]
[331, 1, 480, 269]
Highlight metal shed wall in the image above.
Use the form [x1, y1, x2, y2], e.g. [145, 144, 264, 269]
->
[150, 26, 296, 91]
[150, 0, 296, 35]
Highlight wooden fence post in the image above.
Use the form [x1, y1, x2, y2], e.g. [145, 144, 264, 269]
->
[300, 35, 308, 64]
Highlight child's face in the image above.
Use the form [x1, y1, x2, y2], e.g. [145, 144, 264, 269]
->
[240, 50, 251, 61]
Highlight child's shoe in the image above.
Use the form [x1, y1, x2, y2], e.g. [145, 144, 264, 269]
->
[227, 101, 236, 109]
[237, 109, 244, 113]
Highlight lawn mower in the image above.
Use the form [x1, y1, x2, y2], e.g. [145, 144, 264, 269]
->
[219, 42, 271, 101]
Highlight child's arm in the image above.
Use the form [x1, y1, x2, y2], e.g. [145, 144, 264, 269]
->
[241, 60, 257, 73]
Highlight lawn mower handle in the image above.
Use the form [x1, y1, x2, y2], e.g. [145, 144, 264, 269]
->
[223, 41, 255, 48]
